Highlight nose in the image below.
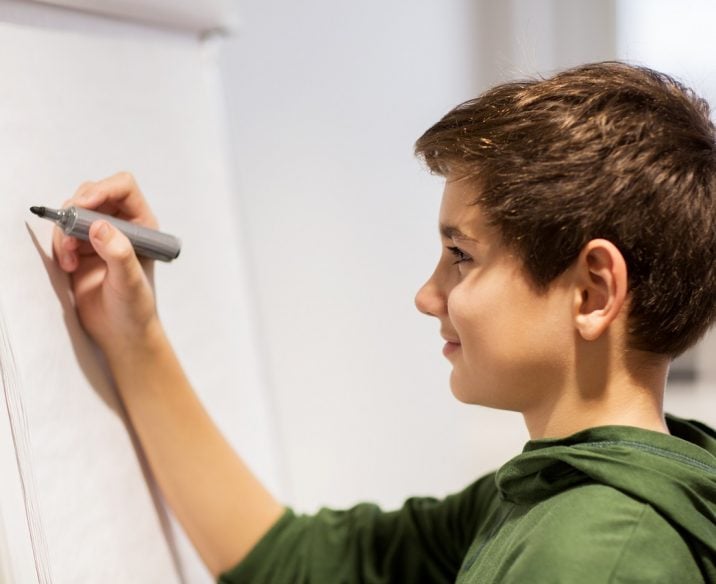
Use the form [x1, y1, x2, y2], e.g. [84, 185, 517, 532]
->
[415, 271, 447, 318]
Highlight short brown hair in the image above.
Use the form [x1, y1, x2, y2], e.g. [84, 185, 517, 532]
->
[415, 62, 716, 357]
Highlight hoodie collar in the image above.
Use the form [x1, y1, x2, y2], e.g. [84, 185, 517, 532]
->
[495, 414, 716, 566]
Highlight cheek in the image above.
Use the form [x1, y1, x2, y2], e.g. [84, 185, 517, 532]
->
[445, 282, 477, 334]
[443, 268, 575, 408]
[446, 279, 497, 354]
[446, 271, 503, 328]
[447, 275, 571, 368]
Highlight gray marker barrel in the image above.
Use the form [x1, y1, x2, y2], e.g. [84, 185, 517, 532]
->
[31, 206, 181, 262]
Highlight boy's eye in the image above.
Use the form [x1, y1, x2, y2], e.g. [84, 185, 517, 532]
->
[447, 246, 471, 265]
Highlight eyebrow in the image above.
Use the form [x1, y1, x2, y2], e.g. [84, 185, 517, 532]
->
[440, 224, 478, 242]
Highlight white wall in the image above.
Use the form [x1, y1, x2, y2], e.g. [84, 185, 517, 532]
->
[472, 0, 616, 83]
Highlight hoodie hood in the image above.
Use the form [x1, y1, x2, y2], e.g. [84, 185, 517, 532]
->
[495, 414, 716, 578]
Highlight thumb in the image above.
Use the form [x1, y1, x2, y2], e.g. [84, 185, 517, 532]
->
[89, 220, 145, 295]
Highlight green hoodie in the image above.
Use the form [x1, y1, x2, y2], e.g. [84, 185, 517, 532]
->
[220, 415, 716, 583]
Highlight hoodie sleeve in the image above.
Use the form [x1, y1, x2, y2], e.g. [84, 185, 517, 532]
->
[218, 473, 497, 584]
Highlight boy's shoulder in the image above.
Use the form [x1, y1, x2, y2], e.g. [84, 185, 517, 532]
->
[461, 483, 704, 584]
[471, 416, 716, 582]
[504, 483, 701, 583]
[525, 482, 681, 542]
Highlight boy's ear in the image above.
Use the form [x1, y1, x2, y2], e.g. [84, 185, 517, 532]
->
[573, 239, 628, 341]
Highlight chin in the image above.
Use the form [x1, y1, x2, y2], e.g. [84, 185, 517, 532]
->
[449, 370, 487, 405]
[449, 384, 475, 404]
[449, 370, 525, 410]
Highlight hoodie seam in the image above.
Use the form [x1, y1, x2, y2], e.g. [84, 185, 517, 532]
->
[606, 503, 648, 584]
[460, 504, 515, 573]
[574, 440, 715, 473]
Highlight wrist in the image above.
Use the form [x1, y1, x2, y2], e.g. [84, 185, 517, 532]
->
[102, 316, 167, 371]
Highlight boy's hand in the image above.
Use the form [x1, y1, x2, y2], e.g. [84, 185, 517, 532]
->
[53, 172, 160, 356]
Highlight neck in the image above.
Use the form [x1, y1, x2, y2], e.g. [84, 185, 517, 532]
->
[522, 350, 671, 440]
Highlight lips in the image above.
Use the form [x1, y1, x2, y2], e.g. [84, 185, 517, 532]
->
[441, 332, 461, 344]
[443, 341, 461, 357]
[441, 332, 461, 357]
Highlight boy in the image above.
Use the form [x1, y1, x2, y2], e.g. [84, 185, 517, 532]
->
[54, 62, 715, 582]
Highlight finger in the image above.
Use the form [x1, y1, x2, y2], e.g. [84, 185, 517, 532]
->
[75, 240, 98, 257]
[52, 199, 78, 272]
[53, 172, 157, 272]
[62, 236, 80, 251]
[73, 181, 97, 200]
[73, 172, 158, 228]
[61, 236, 85, 271]
[54, 217, 100, 269]
[56, 237, 100, 270]
[88, 220, 147, 297]
[70, 254, 106, 299]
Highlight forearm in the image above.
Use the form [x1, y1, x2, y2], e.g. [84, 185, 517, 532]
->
[106, 321, 284, 577]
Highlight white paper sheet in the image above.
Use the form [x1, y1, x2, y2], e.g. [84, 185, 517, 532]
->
[0, 9, 280, 583]
[29, 0, 239, 32]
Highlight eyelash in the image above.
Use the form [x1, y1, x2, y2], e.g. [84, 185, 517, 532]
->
[447, 246, 471, 265]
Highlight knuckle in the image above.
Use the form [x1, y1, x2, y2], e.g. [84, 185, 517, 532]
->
[114, 243, 135, 265]
[122, 263, 146, 295]
[76, 181, 95, 193]
[115, 170, 136, 185]
[126, 272, 145, 293]
[73, 182, 97, 203]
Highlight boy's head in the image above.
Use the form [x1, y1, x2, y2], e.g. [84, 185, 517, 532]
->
[415, 62, 716, 359]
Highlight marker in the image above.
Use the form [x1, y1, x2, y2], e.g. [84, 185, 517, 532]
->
[30, 206, 181, 262]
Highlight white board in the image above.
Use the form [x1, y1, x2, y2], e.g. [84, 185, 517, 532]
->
[0, 3, 281, 582]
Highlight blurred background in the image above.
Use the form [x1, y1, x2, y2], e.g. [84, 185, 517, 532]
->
[219, 0, 716, 512]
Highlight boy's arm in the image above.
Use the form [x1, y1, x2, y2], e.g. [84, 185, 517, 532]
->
[107, 322, 284, 577]
[52, 172, 284, 577]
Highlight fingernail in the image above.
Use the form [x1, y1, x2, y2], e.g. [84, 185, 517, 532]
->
[64, 253, 74, 267]
[95, 222, 109, 241]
